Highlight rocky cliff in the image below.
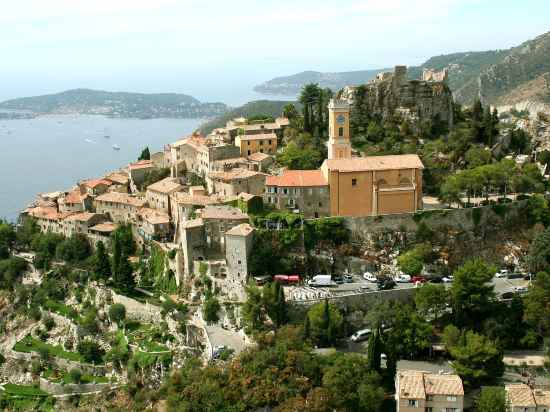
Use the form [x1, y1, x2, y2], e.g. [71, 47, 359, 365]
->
[339, 66, 454, 128]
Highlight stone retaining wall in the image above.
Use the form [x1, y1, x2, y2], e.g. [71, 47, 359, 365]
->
[111, 290, 163, 323]
[340, 200, 530, 241]
[39, 377, 113, 396]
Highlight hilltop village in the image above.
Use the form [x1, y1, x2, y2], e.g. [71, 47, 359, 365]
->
[2, 65, 550, 411]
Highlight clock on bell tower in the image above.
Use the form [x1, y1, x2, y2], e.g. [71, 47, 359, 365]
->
[328, 99, 352, 160]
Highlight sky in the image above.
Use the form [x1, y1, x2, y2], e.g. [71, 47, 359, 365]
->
[1, 0, 549, 105]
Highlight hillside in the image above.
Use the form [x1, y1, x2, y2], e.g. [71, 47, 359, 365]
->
[253, 31, 550, 110]
[0, 88, 228, 119]
[199, 99, 298, 134]
[253, 69, 387, 95]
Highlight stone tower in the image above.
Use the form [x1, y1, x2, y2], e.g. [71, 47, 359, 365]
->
[328, 99, 352, 160]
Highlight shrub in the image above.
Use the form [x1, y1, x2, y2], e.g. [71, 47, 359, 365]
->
[69, 368, 82, 384]
[77, 341, 105, 364]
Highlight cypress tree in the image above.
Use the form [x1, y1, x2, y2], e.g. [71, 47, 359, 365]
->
[93, 241, 111, 281]
[275, 283, 287, 327]
[304, 314, 311, 340]
[322, 299, 331, 345]
[367, 329, 382, 372]
[138, 147, 151, 161]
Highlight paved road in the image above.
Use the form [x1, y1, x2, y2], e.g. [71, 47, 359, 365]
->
[205, 324, 246, 356]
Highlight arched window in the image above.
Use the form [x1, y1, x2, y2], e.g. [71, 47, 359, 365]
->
[338, 127, 344, 137]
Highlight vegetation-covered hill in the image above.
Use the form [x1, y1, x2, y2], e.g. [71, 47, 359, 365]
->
[199, 99, 298, 134]
[0, 88, 228, 119]
[253, 31, 550, 109]
[253, 69, 387, 96]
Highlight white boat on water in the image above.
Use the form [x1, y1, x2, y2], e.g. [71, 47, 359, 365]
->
[84, 138, 94, 143]
[112, 144, 120, 150]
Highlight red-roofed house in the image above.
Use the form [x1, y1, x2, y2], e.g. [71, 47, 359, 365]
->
[79, 178, 113, 196]
[264, 170, 329, 218]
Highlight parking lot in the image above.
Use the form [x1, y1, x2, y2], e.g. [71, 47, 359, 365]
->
[284, 272, 531, 302]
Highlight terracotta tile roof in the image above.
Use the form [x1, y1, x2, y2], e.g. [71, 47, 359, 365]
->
[26, 206, 61, 220]
[146, 177, 183, 194]
[64, 212, 103, 223]
[212, 157, 248, 166]
[237, 132, 277, 141]
[199, 205, 249, 221]
[182, 218, 204, 229]
[82, 178, 113, 189]
[424, 374, 464, 396]
[89, 222, 118, 233]
[534, 389, 550, 407]
[237, 192, 257, 201]
[506, 384, 537, 407]
[95, 192, 146, 207]
[398, 371, 426, 399]
[105, 172, 129, 185]
[248, 152, 271, 162]
[138, 208, 170, 225]
[63, 190, 84, 204]
[226, 223, 254, 237]
[128, 160, 154, 170]
[172, 192, 224, 207]
[266, 170, 328, 187]
[208, 168, 264, 182]
[324, 154, 424, 172]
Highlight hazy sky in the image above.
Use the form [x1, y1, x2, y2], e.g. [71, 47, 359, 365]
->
[1, 0, 549, 104]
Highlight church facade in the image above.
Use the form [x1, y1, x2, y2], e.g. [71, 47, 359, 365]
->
[265, 98, 424, 218]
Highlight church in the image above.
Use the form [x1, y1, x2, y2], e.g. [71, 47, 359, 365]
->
[264, 99, 424, 218]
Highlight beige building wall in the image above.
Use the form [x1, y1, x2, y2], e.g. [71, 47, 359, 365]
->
[235, 136, 277, 157]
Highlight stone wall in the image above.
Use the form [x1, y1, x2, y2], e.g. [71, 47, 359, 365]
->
[337, 200, 529, 242]
[39, 377, 115, 396]
[111, 290, 163, 324]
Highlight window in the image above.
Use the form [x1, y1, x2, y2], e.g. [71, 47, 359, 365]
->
[338, 127, 344, 137]
[294, 188, 300, 195]
[407, 399, 419, 407]
[289, 198, 294, 206]
[352, 178, 357, 186]
[426, 395, 433, 401]
[247, 141, 250, 145]
[238, 260, 241, 264]
[247, 150, 251, 155]
[319, 202, 322, 207]
[446, 396, 457, 402]
[445, 409, 458, 412]
[260, 149, 264, 153]
[426, 408, 433, 412]
[268, 140, 272, 145]
[260, 140, 264, 145]
[283, 188, 288, 195]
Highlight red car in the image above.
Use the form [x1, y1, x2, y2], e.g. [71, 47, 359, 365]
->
[411, 276, 427, 284]
[273, 275, 301, 284]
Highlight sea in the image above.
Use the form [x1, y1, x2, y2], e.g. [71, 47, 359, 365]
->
[0, 115, 205, 221]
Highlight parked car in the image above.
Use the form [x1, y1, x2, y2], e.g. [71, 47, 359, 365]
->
[507, 273, 523, 280]
[253, 275, 271, 286]
[395, 274, 411, 283]
[429, 276, 444, 283]
[500, 291, 515, 300]
[343, 274, 353, 283]
[495, 269, 509, 278]
[514, 285, 529, 294]
[308, 275, 333, 287]
[378, 279, 396, 290]
[363, 272, 377, 282]
[411, 276, 427, 284]
[274, 274, 300, 284]
[350, 329, 372, 342]
[332, 275, 345, 285]
[442, 276, 454, 283]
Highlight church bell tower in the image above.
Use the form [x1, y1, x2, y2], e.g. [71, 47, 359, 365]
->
[328, 99, 352, 160]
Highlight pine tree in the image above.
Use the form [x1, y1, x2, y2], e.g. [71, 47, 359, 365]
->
[304, 314, 311, 340]
[93, 241, 111, 281]
[367, 329, 382, 372]
[138, 147, 151, 161]
[322, 299, 331, 345]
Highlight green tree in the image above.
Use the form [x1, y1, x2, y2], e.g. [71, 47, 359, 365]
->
[451, 259, 496, 328]
[476, 386, 507, 412]
[241, 283, 266, 333]
[202, 295, 220, 324]
[0, 220, 15, 259]
[449, 330, 504, 388]
[367, 328, 382, 372]
[523, 271, 550, 336]
[397, 251, 423, 276]
[300, 84, 321, 134]
[307, 300, 344, 347]
[111, 230, 135, 291]
[322, 354, 384, 412]
[138, 146, 151, 161]
[77, 341, 105, 364]
[263, 282, 288, 327]
[465, 146, 492, 168]
[282, 103, 298, 120]
[69, 368, 83, 384]
[415, 283, 449, 322]
[92, 241, 111, 281]
[108, 303, 126, 326]
[528, 228, 550, 273]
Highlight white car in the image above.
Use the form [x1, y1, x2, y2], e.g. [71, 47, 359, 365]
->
[442, 276, 454, 283]
[395, 274, 411, 283]
[350, 329, 372, 342]
[495, 269, 509, 278]
[363, 272, 377, 282]
[514, 286, 529, 294]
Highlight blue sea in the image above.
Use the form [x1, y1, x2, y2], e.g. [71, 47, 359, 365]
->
[0, 115, 203, 221]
